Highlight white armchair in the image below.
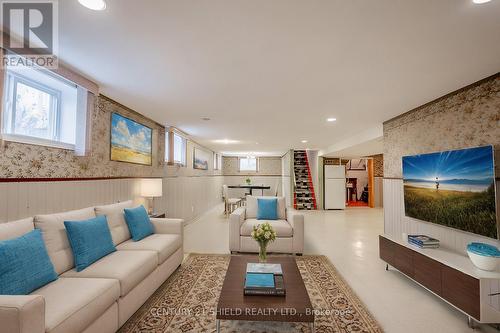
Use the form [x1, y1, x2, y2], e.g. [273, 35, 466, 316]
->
[229, 196, 304, 255]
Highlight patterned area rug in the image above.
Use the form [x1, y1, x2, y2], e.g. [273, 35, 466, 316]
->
[119, 254, 383, 333]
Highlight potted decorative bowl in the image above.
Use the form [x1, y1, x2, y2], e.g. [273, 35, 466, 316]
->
[467, 243, 500, 271]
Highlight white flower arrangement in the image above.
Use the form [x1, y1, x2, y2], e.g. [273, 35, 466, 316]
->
[251, 222, 277, 262]
[251, 222, 277, 243]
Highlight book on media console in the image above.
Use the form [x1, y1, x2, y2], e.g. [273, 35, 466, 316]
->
[408, 235, 440, 245]
[408, 238, 440, 248]
[408, 239, 440, 249]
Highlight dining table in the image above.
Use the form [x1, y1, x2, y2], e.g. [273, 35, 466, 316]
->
[228, 184, 271, 196]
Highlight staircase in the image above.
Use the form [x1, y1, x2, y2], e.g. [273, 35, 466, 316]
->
[293, 150, 317, 210]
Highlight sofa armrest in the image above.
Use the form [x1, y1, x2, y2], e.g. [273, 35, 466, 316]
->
[0, 295, 45, 333]
[229, 207, 246, 252]
[287, 208, 304, 254]
[151, 218, 184, 235]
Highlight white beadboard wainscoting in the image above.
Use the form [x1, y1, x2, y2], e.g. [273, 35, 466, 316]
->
[383, 178, 500, 256]
[0, 176, 225, 224]
[374, 177, 384, 208]
[157, 175, 224, 224]
[0, 179, 143, 223]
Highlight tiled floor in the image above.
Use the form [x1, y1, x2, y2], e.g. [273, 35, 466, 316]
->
[184, 204, 497, 333]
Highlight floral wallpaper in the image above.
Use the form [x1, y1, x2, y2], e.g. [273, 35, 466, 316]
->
[383, 74, 500, 178]
[0, 95, 165, 178]
[371, 154, 384, 178]
[222, 156, 282, 176]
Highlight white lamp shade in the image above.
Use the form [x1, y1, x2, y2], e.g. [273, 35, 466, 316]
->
[141, 178, 163, 197]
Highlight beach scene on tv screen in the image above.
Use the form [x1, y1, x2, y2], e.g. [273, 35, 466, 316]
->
[403, 145, 497, 239]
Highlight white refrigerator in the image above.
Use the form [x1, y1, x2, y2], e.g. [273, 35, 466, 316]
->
[324, 165, 346, 210]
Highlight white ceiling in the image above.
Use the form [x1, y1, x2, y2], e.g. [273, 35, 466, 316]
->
[323, 137, 384, 159]
[59, 0, 500, 155]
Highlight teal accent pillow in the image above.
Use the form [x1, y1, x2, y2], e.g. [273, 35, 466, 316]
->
[64, 216, 116, 272]
[124, 205, 154, 241]
[257, 198, 278, 220]
[0, 229, 58, 295]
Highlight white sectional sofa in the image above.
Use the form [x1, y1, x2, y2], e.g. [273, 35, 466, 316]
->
[0, 200, 183, 333]
[229, 196, 304, 255]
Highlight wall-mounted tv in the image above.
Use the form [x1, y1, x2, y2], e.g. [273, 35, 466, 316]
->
[403, 145, 497, 239]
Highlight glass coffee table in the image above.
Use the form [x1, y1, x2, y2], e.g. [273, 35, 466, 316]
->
[216, 256, 315, 332]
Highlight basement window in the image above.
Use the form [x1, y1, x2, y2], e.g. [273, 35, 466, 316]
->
[173, 133, 186, 165]
[214, 153, 220, 170]
[2, 65, 87, 151]
[239, 157, 258, 172]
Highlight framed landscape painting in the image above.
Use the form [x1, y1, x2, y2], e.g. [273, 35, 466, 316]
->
[193, 147, 210, 170]
[110, 113, 152, 166]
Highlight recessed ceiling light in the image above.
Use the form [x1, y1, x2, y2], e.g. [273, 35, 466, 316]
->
[214, 139, 239, 144]
[327, 118, 337, 122]
[301, 140, 308, 143]
[472, 0, 491, 3]
[78, 0, 107, 11]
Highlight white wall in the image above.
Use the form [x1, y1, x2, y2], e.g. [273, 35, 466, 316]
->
[281, 150, 293, 207]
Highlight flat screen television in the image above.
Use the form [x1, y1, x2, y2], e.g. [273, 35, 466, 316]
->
[402, 145, 497, 239]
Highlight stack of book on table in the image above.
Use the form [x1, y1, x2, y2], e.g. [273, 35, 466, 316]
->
[244, 263, 285, 296]
[408, 235, 440, 249]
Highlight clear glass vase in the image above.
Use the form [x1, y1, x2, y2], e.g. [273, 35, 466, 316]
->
[259, 242, 268, 263]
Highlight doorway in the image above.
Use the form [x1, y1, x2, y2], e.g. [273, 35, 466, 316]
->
[345, 159, 371, 207]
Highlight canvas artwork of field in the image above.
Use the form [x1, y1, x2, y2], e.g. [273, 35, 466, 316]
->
[403, 146, 497, 239]
[193, 148, 210, 170]
[111, 113, 152, 165]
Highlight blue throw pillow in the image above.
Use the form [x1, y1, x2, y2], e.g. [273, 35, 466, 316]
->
[257, 198, 278, 220]
[123, 205, 154, 241]
[0, 229, 58, 295]
[64, 216, 116, 272]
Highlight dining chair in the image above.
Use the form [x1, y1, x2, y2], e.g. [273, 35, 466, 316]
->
[223, 185, 242, 217]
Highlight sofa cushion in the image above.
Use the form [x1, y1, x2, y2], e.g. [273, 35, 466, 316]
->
[257, 198, 278, 220]
[0, 229, 58, 295]
[95, 201, 134, 246]
[32, 277, 120, 333]
[34, 207, 97, 275]
[61, 250, 157, 297]
[240, 219, 293, 237]
[123, 206, 154, 241]
[116, 234, 182, 264]
[64, 216, 116, 272]
[246, 196, 286, 220]
[0, 217, 34, 240]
